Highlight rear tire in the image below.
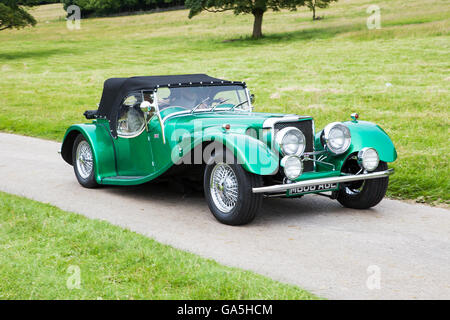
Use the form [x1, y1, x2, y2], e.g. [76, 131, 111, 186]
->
[72, 134, 98, 188]
[204, 150, 263, 226]
[337, 161, 389, 209]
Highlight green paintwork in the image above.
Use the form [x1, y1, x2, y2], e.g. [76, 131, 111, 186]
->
[62, 120, 116, 181]
[62, 106, 397, 189]
[295, 170, 342, 181]
[313, 120, 397, 173]
[113, 128, 154, 176]
[62, 109, 284, 185]
[160, 109, 280, 175]
[343, 120, 397, 162]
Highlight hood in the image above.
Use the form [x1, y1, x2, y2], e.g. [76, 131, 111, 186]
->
[163, 109, 290, 133]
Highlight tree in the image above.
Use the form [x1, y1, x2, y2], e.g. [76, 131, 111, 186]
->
[185, 0, 307, 39]
[62, 0, 186, 18]
[0, 0, 36, 31]
[305, 0, 336, 20]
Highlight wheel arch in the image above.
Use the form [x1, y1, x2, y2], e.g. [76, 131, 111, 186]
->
[61, 124, 116, 181]
[177, 132, 279, 176]
[344, 121, 397, 163]
[315, 120, 397, 171]
[61, 129, 80, 165]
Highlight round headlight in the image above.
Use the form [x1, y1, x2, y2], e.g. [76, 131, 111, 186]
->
[323, 122, 351, 155]
[281, 156, 303, 180]
[357, 147, 379, 171]
[275, 127, 306, 156]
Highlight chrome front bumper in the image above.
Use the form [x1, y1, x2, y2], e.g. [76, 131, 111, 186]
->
[252, 169, 394, 194]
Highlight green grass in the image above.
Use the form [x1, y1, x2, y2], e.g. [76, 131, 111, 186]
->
[0, 0, 449, 204]
[0, 191, 317, 299]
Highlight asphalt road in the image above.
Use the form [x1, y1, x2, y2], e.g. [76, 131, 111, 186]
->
[0, 132, 449, 299]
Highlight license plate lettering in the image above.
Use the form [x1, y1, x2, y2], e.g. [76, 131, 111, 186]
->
[288, 183, 337, 195]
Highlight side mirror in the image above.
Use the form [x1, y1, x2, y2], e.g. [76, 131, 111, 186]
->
[250, 93, 255, 104]
[140, 101, 156, 114]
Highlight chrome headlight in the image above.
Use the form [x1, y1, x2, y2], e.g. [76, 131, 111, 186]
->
[323, 122, 351, 155]
[275, 127, 306, 156]
[358, 147, 379, 171]
[281, 156, 303, 180]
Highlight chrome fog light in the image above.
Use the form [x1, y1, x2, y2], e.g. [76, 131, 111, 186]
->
[281, 156, 303, 180]
[358, 147, 380, 171]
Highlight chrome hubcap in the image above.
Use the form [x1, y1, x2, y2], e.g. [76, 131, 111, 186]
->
[76, 140, 93, 179]
[210, 163, 238, 213]
[345, 180, 365, 195]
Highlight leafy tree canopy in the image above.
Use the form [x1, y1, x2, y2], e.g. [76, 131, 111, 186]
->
[0, 0, 36, 31]
[62, 0, 185, 18]
[186, 0, 307, 38]
[305, 0, 337, 20]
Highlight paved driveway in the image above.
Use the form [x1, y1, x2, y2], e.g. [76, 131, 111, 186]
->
[0, 132, 448, 299]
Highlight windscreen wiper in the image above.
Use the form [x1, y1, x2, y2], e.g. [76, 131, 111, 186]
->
[210, 98, 230, 112]
[229, 100, 248, 111]
[191, 97, 210, 113]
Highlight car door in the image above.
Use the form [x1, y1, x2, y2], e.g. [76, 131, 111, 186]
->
[113, 91, 155, 177]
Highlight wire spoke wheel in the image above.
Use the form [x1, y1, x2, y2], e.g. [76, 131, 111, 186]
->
[337, 159, 389, 210]
[204, 149, 262, 225]
[76, 140, 93, 179]
[210, 163, 239, 213]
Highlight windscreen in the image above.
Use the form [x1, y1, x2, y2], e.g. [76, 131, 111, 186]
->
[155, 85, 250, 111]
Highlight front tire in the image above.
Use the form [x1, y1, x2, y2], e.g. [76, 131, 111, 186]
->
[337, 161, 389, 209]
[204, 151, 263, 226]
[72, 134, 98, 188]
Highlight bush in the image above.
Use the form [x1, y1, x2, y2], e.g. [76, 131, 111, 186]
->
[61, 0, 185, 17]
[18, 0, 60, 4]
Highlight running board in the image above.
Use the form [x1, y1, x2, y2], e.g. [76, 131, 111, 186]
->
[101, 176, 146, 185]
[103, 176, 145, 180]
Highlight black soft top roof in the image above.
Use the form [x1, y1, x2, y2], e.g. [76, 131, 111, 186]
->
[95, 74, 244, 137]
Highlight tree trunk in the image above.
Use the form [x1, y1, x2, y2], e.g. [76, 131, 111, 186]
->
[312, 6, 316, 20]
[252, 10, 264, 39]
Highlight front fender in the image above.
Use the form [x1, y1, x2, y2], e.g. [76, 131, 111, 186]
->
[61, 123, 116, 182]
[172, 128, 279, 176]
[213, 133, 279, 175]
[344, 121, 397, 162]
[315, 120, 397, 166]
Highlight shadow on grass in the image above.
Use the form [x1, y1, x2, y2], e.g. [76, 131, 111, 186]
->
[219, 15, 445, 47]
[0, 48, 74, 60]
[219, 22, 366, 47]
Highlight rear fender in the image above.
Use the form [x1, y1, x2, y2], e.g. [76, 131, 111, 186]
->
[61, 123, 116, 182]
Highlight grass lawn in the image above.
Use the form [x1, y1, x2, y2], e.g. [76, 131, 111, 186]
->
[0, 0, 448, 204]
[0, 191, 317, 299]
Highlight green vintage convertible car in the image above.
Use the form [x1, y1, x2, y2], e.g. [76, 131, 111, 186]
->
[61, 74, 397, 225]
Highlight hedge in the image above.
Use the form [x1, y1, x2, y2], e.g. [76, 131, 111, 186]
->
[61, 0, 185, 17]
